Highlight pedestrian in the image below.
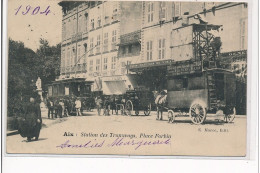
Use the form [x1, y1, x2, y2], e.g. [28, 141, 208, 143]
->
[95, 96, 103, 116]
[103, 96, 110, 116]
[59, 99, 65, 118]
[54, 99, 59, 118]
[47, 98, 54, 119]
[64, 98, 69, 117]
[18, 96, 42, 142]
[75, 98, 82, 116]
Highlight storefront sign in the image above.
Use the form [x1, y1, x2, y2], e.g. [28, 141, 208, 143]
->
[129, 60, 173, 70]
[221, 50, 247, 57]
[167, 63, 202, 76]
[103, 76, 124, 82]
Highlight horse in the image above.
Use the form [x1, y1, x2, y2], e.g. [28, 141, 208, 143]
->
[154, 91, 167, 120]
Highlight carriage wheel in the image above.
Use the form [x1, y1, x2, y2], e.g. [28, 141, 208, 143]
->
[144, 103, 151, 116]
[168, 110, 175, 123]
[125, 100, 133, 116]
[189, 103, 206, 124]
[224, 107, 236, 123]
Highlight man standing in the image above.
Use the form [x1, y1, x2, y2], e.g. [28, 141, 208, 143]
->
[75, 98, 82, 116]
[95, 96, 103, 116]
[47, 98, 54, 119]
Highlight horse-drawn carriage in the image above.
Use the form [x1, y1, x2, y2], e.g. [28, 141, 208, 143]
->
[166, 65, 236, 124]
[124, 89, 154, 116]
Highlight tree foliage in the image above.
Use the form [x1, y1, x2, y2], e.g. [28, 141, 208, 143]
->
[8, 38, 61, 116]
[36, 38, 61, 91]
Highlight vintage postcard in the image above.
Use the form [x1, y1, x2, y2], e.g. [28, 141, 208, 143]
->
[5, 0, 248, 156]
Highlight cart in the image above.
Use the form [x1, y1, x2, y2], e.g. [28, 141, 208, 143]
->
[124, 89, 153, 116]
[167, 67, 236, 124]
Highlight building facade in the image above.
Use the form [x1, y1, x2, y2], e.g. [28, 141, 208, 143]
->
[49, 1, 247, 98]
[51, 1, 142, 97]
[129, 2, 247, 90]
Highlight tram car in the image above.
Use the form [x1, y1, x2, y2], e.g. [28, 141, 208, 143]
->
[167, 65, 236, 124]
[124, 89, 154, 116]
[166, 23, 236, 124]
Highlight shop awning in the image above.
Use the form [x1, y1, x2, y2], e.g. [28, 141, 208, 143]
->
[52, 78, 93, 84]
[103, 81, 126, 95]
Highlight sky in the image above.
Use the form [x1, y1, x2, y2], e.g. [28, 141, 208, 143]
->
[8, 0, 63, 51]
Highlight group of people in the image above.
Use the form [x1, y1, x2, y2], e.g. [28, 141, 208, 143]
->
[46, 95, 126, 117]
[95, 95, 125, 116]
[46, 97, 83, 118]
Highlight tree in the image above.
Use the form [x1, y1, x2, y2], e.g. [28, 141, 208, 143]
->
[8, 39, 38, 116]
[35, 38, 61, 92]
[8, 38, 61, 117]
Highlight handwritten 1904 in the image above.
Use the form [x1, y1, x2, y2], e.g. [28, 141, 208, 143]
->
[15, 5, 51, 16]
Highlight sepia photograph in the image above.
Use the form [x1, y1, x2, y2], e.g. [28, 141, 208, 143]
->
[5, 0, 248, 156]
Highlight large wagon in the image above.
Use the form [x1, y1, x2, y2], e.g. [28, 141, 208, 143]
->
[124, 89, 153, 116]
[167, 67, 236, 124]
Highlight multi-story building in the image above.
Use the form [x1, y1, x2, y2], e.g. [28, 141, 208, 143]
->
[129, 2, 248, 91]
[49, 1, 247, 98]
[49, 1, 142, 97]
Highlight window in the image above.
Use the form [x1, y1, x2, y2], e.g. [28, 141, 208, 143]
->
[84, 43, 87, 53]
[105, 15, 110, 25]
[73, 47, 77, 66]
[97, 16, 101, 27]
[89, 60, 93, 72]
[159, 2, 166, 20]
[146, 41, 153, 60]
[68, 20, 71, 38]
[103, 33, 108, 52]
[111, 56, 116, 69]
[63, 22, 66, 40]
[121, 62, 126, 74]
[158, 39, 165, 59]
[173, 2, 181, 17]
[96, 59, 100, 71]
[84, 13, 88, 32]
[96, 35, 101, 53]
[78, 15, 83, 32]
[112, 3, 118, 22]
[103, 57, 108, 70]
[77, 47, 81, 64]
[72, 17, 77, 35]
[61, 50, 65, 68]
[66, 49, 70, 68]
[112, 30, 117, 50]
[71, 49, 74, 71]
[90, 38, 94, 54]
[91, 19, 94, 29]
[147, 2, 154, 23]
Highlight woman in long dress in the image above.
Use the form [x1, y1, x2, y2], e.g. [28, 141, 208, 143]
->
[18, 97, 42, 142]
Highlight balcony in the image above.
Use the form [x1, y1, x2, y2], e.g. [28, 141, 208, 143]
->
[71, 32, 83, 43]
[74, 63, 87, 74]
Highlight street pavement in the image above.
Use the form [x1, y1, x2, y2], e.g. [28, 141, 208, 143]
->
[6, 109, 247, 156]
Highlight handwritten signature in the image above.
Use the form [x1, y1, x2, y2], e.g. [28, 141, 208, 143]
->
[56, 137, 171, 150]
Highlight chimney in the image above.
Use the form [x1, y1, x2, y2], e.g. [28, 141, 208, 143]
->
[182, 12, 189, 26]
